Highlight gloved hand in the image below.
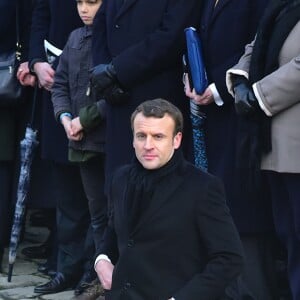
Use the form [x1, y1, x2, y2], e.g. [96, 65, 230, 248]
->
[103, 83, 130, 105]
[90, 62, 117, 95]
[232, 75, 258, 116]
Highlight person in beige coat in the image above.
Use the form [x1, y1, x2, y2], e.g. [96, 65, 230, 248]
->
[226, 0, 300, 298]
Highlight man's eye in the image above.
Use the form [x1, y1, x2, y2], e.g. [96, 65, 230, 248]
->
[136, 134, 145, 140]
[154, 135, 163, 140]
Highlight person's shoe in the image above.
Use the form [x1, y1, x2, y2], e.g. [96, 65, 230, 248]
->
[74, 269, 97, 296]
[22, 244, 51, 259]
[37, 262, 56, 278]
[71, 279, 104, 300]
[34, 272, 71, 294]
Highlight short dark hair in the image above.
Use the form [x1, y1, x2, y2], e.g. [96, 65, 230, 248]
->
[131, 99, 184, 135]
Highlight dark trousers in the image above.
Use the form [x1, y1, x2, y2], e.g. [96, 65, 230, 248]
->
[79, 155, 107, 253]
[267, 171, 300, 300]
[0, 161, 13, 248]
[53, 162, 94, 279]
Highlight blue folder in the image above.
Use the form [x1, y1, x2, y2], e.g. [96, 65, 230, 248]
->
[184, 27, 208, 94]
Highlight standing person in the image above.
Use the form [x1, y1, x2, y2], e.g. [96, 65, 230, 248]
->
[226, 0, 300, 298]
[90, 0, 202, 184]
[19, 0, 97, 295]
[49, 0, 107, 296]
[184, 0, 275, 298]
[0, 0, 32, 271]
[94, 99, 243, 300]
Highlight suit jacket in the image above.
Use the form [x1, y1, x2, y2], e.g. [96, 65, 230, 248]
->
[228, 21, 300, 173]
[92, 0, 202, 181]
[197, 0, 272, 233]
[99, 157, 243, 300]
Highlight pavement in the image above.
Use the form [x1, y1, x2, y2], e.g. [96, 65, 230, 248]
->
[0, 213, 103, 300]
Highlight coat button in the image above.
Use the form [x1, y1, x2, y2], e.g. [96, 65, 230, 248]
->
[127, 239, 134, 247]
[124, 282, 131, 289]
[115, 24, 120, 28]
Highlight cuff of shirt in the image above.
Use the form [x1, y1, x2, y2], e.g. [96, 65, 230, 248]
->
[94, 254, 111, 271]
[209, 83, 223, 106]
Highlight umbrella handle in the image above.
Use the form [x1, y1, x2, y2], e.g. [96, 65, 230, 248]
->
[8, 264, 13, 282]
[29, 81, 39, 128]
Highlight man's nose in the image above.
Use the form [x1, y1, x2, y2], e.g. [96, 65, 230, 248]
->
[144, 137, 154, 149]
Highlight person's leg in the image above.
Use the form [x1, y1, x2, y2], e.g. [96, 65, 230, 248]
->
[34, 162, 91, 294]
[79, 155, 107, 251]
[0, 161, 13, 270]
[282, 173, 300, 300]
[268, 171, 298, 299]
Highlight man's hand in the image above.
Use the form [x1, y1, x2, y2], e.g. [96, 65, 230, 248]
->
[33, 62, 55, 91]
[90, 62, 117, 95]
[17, 62, 36, 87]
[233, 82, 257, 116]
[95, 259, 114, 290]
[184, 74, 214, 105]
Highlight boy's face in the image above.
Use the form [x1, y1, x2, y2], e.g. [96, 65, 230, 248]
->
[76, 0, 102, 25]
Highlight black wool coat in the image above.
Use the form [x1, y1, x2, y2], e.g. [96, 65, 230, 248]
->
[198, 0, 273, 233]
[28, 0, 83, 163]
[99, 157, 243, 300]
[92, 0, 202, 181]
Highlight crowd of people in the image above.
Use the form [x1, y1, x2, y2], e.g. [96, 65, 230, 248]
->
[0, 0, 299, 299]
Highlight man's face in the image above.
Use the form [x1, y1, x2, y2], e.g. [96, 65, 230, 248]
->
[133, 113, 182, 170]
[77, 0, 102, 25]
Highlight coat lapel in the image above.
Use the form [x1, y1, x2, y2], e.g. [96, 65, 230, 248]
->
[115, 0, 138, 20]
[130, 173, 185, 235]
[210, 0, 231, 25]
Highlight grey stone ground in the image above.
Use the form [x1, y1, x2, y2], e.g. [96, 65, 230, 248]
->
[0, 217, 96, 300]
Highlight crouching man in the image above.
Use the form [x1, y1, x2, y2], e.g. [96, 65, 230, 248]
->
[95, 99, 243, 299]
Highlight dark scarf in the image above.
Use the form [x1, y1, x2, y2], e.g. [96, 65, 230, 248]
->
[236, 0, 300, 194]
[126, 150, 184, 232]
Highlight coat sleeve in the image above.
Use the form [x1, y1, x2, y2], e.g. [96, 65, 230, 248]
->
[28, 0, 50, 62]
[112, 0, 202, 88]
[173, 177, 244, 300]
[254, 54, 300, 116]
[51, 37, 72, 120]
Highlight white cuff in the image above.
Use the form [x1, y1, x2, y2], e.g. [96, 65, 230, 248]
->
[209, 83, 223, 106]
[94, 254, 111, 270]
[252, 83, 272, 116]
[226, 69, 249, 97]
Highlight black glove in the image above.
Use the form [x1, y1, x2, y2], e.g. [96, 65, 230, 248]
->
[232, 75, 258, 116]
[103, 83, 130, 105]
[90, 62, 117, 95]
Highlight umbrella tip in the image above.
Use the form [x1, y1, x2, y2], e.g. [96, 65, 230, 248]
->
[7, 264, 13, 282]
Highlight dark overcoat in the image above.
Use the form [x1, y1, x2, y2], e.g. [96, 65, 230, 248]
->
[198, 0, 272, 233]
[0, 0, 31, 161]
[100, 158, 243, 300]
[28, 0, 82, 162]
[92, 0, 202, 180]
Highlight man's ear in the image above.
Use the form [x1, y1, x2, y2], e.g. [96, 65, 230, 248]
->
[173, 132, 182, 149]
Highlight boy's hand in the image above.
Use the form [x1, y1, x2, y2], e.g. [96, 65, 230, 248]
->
[71, 117, 83, 136]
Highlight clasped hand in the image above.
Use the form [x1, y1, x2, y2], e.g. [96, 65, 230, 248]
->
[89, 63, 129, 105]
[61, 116, 84, 141]
[232, 76, 258, 116]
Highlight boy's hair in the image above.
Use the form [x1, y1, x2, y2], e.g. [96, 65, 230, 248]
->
[131, 98, 184, 135]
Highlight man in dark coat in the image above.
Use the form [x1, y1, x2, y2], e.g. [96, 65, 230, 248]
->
[184, 0, 276, 298]
[95, 99, 243, 300]
[91, 0, 202, 183]
[22, 0, 97, 295]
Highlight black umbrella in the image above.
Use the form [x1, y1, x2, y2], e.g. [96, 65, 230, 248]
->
[8, 84, 39, 282]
